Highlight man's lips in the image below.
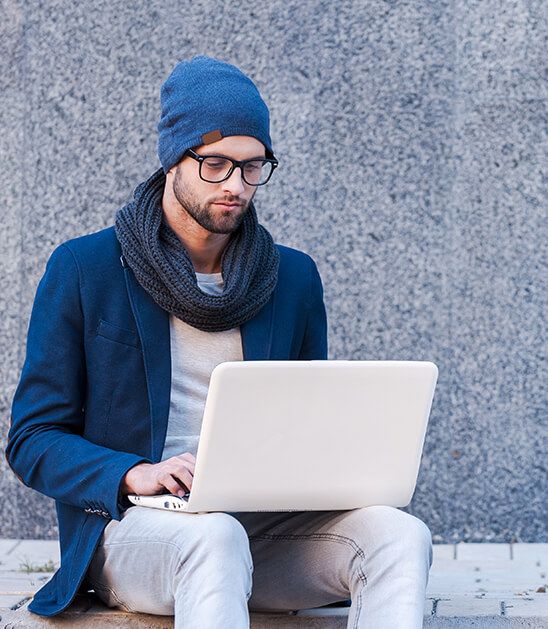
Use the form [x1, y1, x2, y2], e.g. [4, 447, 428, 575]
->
[213, 202, 242, 209]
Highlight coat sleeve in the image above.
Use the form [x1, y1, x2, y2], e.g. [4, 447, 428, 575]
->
[298, 257, 328, 360]
[5, 244, 150, 520]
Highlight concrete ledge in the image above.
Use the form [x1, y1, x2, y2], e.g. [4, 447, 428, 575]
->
[1, 603, 548, 628]
[1, 542, 547, 628]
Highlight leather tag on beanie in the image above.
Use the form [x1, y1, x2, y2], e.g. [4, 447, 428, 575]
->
[202, 129, 223, 144]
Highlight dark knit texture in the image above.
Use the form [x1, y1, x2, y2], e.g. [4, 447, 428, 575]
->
[115, 168, 279, 332]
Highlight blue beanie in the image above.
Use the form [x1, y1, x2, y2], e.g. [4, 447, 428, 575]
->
[157, 55, 274, 174]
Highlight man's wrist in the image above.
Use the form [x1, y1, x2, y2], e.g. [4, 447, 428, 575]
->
[120, 474, 131, 495]
[120, 462, 147, 495]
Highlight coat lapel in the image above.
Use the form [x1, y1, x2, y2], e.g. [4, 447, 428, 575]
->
[122, 263, 171, 462]
[240, 296, 275, 361]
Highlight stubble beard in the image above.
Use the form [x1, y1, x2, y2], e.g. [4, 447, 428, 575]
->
[173, 168, 250, 235]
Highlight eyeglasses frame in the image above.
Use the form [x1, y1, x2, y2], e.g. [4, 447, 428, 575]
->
[184, 148, 279, 186]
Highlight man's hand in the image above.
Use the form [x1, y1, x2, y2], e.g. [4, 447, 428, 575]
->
[121, 453, 196, 498]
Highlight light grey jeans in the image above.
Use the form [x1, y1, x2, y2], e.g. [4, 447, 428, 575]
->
[86, 505, 432, 629]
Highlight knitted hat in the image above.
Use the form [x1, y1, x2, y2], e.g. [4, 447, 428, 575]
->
[157, 55, 274, 174]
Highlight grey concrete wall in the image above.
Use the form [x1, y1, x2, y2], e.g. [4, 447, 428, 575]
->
[0, 0, 545, 541]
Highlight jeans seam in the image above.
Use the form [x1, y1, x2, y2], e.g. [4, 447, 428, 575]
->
[87, 577, 134, 613]
[101, 539, 186, 551]
[250, 531, 367, 628]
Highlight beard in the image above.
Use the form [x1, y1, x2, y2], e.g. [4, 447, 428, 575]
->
[172, 167, 250, 235]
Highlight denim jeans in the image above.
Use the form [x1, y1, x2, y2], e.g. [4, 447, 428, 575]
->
[86, 504, 432, 628]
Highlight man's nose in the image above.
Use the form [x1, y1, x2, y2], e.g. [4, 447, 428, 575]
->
[221, 167, 246, 196]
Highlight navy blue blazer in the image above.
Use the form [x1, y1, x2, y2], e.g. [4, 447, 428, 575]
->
[5, 225, 328, 616]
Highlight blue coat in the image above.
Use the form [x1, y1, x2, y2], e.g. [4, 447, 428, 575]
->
[5, 225, 328, 616]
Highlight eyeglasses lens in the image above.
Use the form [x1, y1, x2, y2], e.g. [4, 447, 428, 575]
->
[201, 157, 273, 185]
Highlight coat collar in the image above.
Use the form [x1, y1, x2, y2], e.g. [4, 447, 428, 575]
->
[122, 258, 274, 461]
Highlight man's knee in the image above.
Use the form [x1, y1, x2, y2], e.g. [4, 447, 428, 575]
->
[181, 512, 253, 571]
[396, 510, 433, 566]
[171, 513, 253, 599]
[200, 513, 252, 554]
[119, 509, 252, 569]
[350, 506, 432, 564]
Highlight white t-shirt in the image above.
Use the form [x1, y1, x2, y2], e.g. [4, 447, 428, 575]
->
[161, 272, 243, 461]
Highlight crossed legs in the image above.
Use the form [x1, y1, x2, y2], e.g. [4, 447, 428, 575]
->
[87, 505, 432, 629]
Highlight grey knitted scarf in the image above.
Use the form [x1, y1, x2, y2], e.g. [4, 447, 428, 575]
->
[115, 168, 279, 332]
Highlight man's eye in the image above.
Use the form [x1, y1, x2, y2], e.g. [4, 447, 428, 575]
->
[206, 161, 226, 169]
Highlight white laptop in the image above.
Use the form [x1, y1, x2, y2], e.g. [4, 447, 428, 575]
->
[128, 360, 438, 514]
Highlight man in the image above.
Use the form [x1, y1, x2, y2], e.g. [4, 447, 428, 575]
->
[6, 56, 432, 628]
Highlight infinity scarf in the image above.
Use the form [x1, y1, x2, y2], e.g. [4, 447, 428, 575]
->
[114, 168, 279, 332]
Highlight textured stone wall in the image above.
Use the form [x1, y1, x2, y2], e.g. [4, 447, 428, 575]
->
[1, 0, 545, 541]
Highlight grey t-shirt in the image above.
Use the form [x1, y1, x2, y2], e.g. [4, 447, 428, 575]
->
[161, 272, 243, 461]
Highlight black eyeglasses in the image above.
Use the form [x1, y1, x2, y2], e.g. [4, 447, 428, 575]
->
[184, 148, 278, 186]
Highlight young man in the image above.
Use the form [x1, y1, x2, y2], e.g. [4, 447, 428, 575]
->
[6, 56, 432, 628]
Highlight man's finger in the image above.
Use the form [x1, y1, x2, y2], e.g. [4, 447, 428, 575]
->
[168, 454, 195, 472]
[166, 457, 195, 476]
[160, 476, 189, 497]
[172, 469, 193, 492]
[175, 453, 197, 467]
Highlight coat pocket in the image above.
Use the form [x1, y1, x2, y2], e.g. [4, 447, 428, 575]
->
[96, 319, 140, 348]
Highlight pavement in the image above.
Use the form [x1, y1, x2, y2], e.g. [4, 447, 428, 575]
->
[0, 540, 546, 628]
